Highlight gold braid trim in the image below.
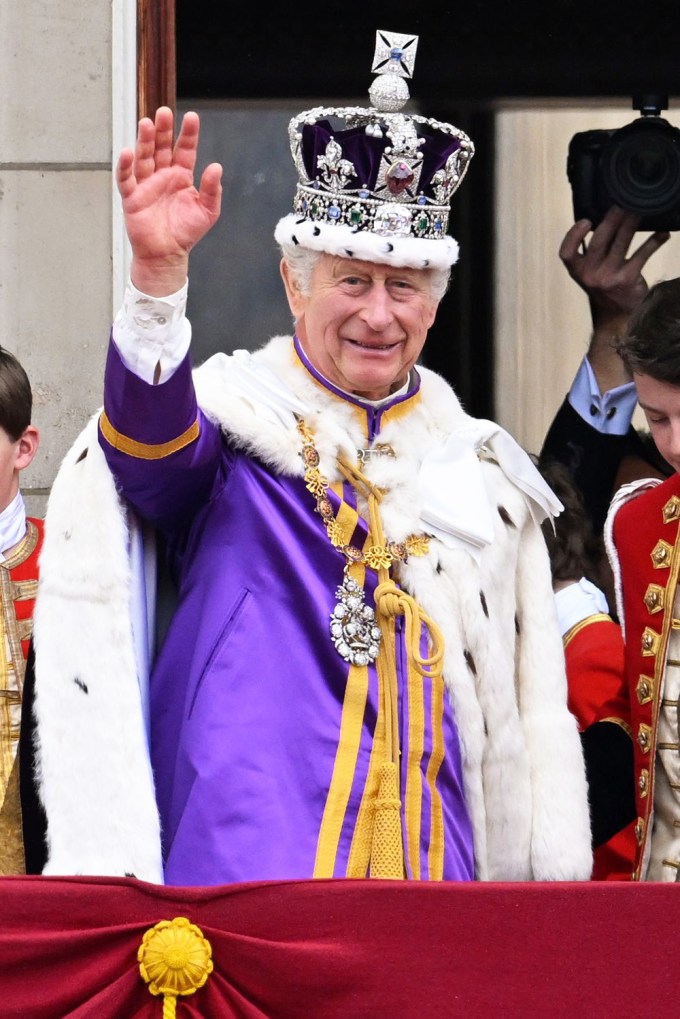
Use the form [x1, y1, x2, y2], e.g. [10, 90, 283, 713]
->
[337, 456, 445, 879]
[99, 410, 200, 460]
[563, 613, 613, 649]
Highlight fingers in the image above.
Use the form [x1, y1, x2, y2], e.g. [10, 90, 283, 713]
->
[579, 206, 634, 262]
[129, 107, 201, 181]
[131, 115, 158, 183]
[561, 203, 667, 283]
[600, 207, 639, 260]
[627, 229, 671, 272]
[198, 163, 223, 222]
[172, 110, 201, 176]
[116, 148, 137, 200]
[152, 107, 175, 170]
[559, 218, 592, 269]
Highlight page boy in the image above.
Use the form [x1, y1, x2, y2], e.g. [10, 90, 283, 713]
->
[0, 347, 41, 873]
[606, 277, 680, 880]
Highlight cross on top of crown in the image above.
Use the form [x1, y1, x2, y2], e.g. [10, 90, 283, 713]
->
[371, 29, 419, 80]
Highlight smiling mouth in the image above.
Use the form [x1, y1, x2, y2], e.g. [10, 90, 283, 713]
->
[348, 339, 398, 351]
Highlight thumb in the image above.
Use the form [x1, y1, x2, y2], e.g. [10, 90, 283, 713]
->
[198, 162, 223, 221]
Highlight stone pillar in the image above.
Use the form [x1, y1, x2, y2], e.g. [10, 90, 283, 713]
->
[0, 0, 135, 516]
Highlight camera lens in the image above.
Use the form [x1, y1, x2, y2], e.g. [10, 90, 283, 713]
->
[601, 118, 680, 215]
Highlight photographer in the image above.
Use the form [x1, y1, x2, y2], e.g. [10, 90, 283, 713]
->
[543, 95, 680, 536]
[541, 205, 672, 548]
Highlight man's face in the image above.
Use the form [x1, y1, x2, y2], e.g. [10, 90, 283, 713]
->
[635, 372, 680, 473]
[281, 254, 440, 401]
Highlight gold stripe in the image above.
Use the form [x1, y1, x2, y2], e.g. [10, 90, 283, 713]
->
[380, 389, 422, 425]
[10, 579, 38, 601]
[313, 656, 370, 877]
[345, 511, 397, 878]
[0, 572, 12, 794]
[426, 674, 446, 880]
[598, 716, 632, 737]
[404, 649, 424, 879]
[0, 519, 40, 570]
[314, 493, 366, 878]
[345, 512, 397, 877]
[563, 613, 612, 648]
[99, 409, 200, 460]
[346, 716, 383, 877]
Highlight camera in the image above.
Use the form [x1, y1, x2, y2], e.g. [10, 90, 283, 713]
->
[567, 95, 680, 231]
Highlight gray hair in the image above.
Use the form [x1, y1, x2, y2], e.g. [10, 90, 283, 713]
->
[278, 242, 450, 302]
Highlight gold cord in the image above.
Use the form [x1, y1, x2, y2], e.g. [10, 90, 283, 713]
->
[296, 418, 446, 879]
[337, 456, 446, 879]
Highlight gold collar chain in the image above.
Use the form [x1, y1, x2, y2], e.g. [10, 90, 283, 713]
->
[296, 417, 429, 571]
[296, 416, 430, 668]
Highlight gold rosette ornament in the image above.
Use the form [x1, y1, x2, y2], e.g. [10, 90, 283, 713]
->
[138, 916, 213, 1018]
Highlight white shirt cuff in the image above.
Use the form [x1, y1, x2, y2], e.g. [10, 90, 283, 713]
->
[112, 278, 192, 384]
[554, 576, 610, 637]
[567, 357, 637, 436]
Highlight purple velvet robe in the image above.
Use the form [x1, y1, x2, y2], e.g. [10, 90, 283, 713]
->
[100, 338, 474, 885]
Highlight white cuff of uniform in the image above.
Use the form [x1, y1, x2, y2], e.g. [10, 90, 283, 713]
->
[554, 576, 609, 637]
[112, 278, 192, 384]
[567, 357, 637, 436]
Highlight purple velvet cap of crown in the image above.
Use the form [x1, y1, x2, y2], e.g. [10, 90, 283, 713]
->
[301, 119, 463, 198]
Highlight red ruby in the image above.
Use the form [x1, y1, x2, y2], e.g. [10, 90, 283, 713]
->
[386, 160, 414, 196]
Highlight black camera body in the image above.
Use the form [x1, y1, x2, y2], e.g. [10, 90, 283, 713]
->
[567, 97, 680, 231]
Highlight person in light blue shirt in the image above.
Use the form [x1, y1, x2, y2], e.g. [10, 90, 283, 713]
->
[541, 204, 672, 544]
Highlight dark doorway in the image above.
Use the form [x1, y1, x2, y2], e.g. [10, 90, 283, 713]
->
[137, 1, 680, 419]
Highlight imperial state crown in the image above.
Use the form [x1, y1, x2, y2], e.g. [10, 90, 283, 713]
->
[274, 29, 475, 270]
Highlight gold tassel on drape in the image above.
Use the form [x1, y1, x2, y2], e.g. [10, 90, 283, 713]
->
[338, 458, 446, 880]
[138, 917, 213, 1017]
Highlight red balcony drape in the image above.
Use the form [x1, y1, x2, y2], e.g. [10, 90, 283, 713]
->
[1, 875, 678, 1017]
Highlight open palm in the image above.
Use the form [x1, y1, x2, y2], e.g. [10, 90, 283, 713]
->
[117, 107, 222, 266]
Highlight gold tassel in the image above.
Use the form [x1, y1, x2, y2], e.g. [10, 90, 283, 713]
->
[336, 454, 445, 882]
[369, 761, 404, 878]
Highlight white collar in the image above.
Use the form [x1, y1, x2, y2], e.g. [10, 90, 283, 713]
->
[418, 420, 563, 561]
[0, 491, 27, 560]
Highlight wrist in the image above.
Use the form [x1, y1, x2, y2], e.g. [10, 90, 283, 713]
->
[130, 255, 189, 298]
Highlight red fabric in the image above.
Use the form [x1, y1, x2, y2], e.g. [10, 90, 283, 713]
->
[592, 821, 637, 882]
[564, 614, 636, 880]
[564, 615, 628, 730]
[1, 875, 680, 1017]
[612, 472, 680, 876]
[11, 516, 43, 661]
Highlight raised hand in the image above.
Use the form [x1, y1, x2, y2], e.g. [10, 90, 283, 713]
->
[559, 206, 670, 391]
[116, 106, 223, 295]
[559, 205, 669, 326]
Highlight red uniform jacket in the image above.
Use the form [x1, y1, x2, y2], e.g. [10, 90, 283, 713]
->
[609, 472, 680, 879]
